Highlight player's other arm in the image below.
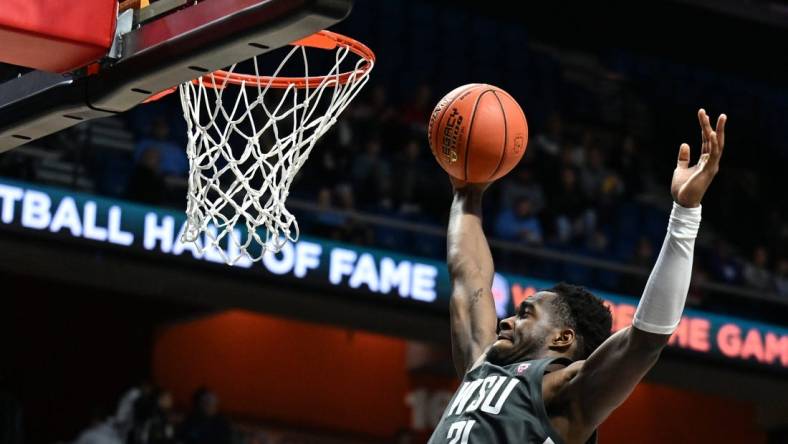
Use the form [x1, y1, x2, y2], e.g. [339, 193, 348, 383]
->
[558, 109, 727, 439]
[447, 180, 498, 377]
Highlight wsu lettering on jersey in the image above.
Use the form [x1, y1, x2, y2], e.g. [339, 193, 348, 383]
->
[447, 375, 520, 416]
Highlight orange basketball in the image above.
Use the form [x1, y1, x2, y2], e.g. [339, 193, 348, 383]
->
[428, 83, 528, 183]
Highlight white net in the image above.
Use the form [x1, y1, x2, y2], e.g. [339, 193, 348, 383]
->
[178, 34, 372, 265]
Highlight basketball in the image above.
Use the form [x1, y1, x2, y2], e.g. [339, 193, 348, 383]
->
[428, 83, 529, 183]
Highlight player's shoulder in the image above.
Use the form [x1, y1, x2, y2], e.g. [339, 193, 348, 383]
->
[542, 359, 585, 405]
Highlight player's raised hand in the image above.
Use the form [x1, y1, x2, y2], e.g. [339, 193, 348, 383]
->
[671, 109, 727, 208]
[450, 176, 491, 194]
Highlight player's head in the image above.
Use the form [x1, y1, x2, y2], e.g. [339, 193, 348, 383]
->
[487, 282, 612, 365]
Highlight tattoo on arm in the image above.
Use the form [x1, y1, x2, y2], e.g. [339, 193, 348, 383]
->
[469, 288, 484, 307]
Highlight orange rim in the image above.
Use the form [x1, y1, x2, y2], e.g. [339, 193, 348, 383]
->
[144, 30, 374, 103]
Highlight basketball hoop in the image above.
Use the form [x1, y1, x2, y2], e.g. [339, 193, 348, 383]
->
[148, 30, 374, 265]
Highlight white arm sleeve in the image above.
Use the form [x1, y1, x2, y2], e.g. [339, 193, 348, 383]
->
[632, 202, 702, 335]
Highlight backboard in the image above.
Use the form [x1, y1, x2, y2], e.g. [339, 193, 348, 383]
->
[0, 0, 353, 152]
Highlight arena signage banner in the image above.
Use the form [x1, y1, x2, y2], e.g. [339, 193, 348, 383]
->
[0, 177, 786, 371]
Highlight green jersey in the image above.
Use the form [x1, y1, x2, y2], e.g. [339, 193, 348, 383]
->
[428, 357, 596, 444]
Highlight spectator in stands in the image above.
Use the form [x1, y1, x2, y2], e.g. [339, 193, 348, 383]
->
[335, 185, 374, 246]
[395, 139, 430, 216]
[567, 129, 594, 168]
[350, 84, 396, 141]
[533, 112, 563, 157]
[177, 387, 232, 444]
[126, 147, 166, 204]
[551, 167, 594, 245]
[129, 384, 161, 444]
[494, 196, 543, 245]
[310, 143, 345, 190]
[585, 229, 609, 255]
[312, 187, 347, 240]
[742, 246, 772, 290]
[499, 166, 545, 215]
[687, 265, 711, 308]
[136, 389, 177, 444]
[581, 146, 623, 205]
[351, 137, 391, 209]
[633, 237, 655, 266]
[616, 134, 646, 198]
[620, 237, 654, 295]
[398, 83, 432, 134]
[775, 258, 788, 297]
[134, 116, 188, 178]
[706, 240, 742, 285]
[115, 380, 153, 439]
[73, 407, 124, 444]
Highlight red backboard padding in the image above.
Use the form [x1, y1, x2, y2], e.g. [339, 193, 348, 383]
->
[0, 0, 117, 73]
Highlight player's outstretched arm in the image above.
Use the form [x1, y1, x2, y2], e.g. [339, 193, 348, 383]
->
[447, 179, 498, 377]
[557, 109, 727, 439]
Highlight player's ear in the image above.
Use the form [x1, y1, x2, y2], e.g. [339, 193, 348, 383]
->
[552, 328, 576, 348]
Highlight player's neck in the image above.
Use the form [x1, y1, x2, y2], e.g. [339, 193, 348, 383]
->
[522, 349, 572, 363]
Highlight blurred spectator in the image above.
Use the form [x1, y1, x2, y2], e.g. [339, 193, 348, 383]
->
[581, 146, 623, 205]
[494, 196, 543, 245]
[687, 265, 711, 308]
[312, 187, 346, 239]
[568, 129, 594, 168]
[126, 148, 166, 204]
[534, 113, 563, 157]
[310, 146, 346, 191]
[499, 167, 545, 215]
[134, 117, 188, 178]
[399, 83, 432, 134]
[585, 229, 609, 255]
[632, 236, 655, 267]
[335, 185, 374, 246]
[552, 167, 595, 244]
[73, 408, 124, 444]
[616, 135, 646, 198]
[127, 383, 161, 444]
[350, 84, 396, 141]
[775, 259, 788, 297]
[742, 246, 772, 290]
[706, 240, 742, 285]
[351, 138, 391, 209]
[177, 388, 232, 444]
[311, 186, 374, 246]
[136, 389, 177, 444]
[115, 381, 153, 439]
[620, 236, 654, 295]
[394, 139, 431, 215]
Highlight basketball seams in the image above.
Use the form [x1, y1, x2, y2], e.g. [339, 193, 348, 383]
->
[495, 89, 528, 136]
[464, 88, 495, 182]
[487, 90, 508, 181]
[431, 83, 479, 162]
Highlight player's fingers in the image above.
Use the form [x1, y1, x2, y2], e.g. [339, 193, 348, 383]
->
[698, 109, 707, 148]
[715, 114, 727, 153]
[703, 113, 715, 155]
[677, 143, 690, 168]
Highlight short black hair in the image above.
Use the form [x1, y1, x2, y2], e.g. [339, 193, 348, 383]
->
[546, 282, 612, 360]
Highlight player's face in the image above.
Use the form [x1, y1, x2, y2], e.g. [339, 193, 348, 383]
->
[487, 291, 559, 365]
